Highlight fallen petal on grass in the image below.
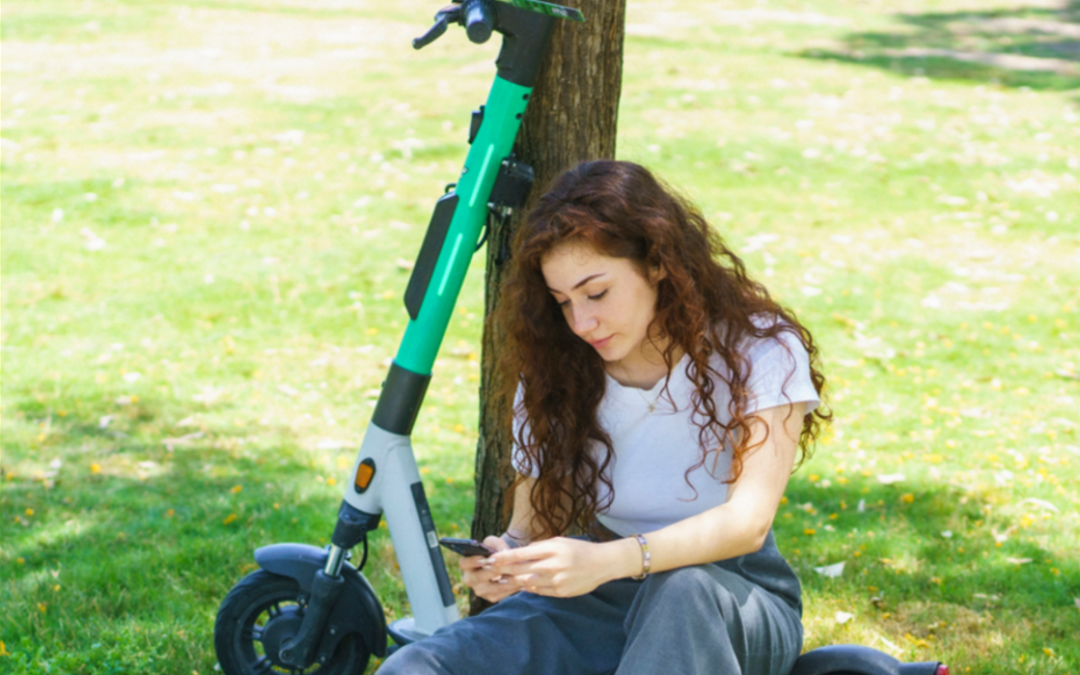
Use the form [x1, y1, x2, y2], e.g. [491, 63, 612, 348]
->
[872, 633, 902, 655]
[877, 473, 906, 484]
[80, 227, 107, 251]
[1020, 497, 1059, 513]
[835, 611, 854, 624]
[814, 561, 846, 578]
[163, 431, 205, 452]
[193, 387, 225, 404]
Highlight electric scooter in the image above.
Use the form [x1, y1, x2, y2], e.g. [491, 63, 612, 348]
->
[212, 2, 951, 674]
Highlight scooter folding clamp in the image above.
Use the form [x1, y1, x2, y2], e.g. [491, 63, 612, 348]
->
[488, 155, 535, 212]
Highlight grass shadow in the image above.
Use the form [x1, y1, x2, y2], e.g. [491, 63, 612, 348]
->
[777, 471, 1080, 660]
[1, 408, 478, 672]
[800, 1, 1080, 91]
[1, 441, 368, 669]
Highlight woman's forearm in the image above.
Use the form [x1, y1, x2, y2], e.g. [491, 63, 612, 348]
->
[597, 503, 771, 581]
[503, 474, 545, 544]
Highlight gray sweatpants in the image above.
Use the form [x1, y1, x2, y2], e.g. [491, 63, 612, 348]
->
[377, 561, 803, 675]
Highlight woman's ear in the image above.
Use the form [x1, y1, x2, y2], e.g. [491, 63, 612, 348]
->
[650, 263, 667, 284]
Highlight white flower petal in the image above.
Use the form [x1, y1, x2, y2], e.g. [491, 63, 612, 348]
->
[877, 473, 906, 485]
[814, 562, 846, 578]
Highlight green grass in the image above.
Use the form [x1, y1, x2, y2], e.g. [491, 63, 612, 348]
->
[2, 0, 1079, 672]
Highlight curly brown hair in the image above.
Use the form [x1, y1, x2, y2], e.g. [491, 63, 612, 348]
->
[498, 160, 829, 539]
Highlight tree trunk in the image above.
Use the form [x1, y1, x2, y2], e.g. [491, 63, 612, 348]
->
[471, 0, 626, 616]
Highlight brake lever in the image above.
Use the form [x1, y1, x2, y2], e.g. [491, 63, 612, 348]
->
[413, 5, 462, 50]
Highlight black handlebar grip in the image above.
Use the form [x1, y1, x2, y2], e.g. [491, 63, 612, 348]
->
[464, 0, 494, 44]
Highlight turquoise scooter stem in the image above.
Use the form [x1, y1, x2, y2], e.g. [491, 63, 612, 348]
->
[334, 1, 567, 643]
[396, 76, 532, 375]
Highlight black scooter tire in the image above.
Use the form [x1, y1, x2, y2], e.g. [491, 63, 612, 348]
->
[214, 569, 370, 675]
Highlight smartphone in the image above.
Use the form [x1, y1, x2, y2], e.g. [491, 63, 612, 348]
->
[439, 537, 496, 557]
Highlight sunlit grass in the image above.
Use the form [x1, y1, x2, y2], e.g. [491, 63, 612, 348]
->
[3, 0, 1079, 673]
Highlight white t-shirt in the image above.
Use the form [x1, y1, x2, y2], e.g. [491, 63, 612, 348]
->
[512, 325, 820, 536]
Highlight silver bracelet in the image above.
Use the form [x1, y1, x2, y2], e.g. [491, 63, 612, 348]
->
[500, 532, 526, 549]
[630, 533, 651, 580]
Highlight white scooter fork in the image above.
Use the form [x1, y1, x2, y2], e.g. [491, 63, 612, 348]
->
[338, 421, 459, 642]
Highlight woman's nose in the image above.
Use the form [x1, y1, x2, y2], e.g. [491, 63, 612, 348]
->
[569, 305, 598, 335]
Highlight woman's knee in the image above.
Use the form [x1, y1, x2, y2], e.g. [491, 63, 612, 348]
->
[643, 566, 726, 599]
[636, 565, 747, 618]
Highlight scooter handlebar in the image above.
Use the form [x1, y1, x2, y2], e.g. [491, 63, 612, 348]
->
[464, 0, 495, 44]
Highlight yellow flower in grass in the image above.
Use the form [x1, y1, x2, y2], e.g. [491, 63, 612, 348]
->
[223, 513, 238, 525]
[901, 494, 915, 504]
[231, 485, 243, 494]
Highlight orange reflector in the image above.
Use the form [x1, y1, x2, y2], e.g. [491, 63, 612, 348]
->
[354, 460, 375, 491]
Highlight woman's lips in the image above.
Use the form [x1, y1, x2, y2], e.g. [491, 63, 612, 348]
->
[589, 336, 613, 349]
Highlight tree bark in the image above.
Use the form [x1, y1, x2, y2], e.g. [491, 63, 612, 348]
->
[471, 0, 626, 616]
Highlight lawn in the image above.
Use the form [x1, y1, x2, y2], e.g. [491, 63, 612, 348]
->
[2, 0, 1078, 673]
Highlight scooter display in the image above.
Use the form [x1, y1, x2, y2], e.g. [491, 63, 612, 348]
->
[212, 2, 951, 674]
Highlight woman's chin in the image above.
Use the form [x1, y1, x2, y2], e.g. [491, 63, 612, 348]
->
[595, 345, 628, 363]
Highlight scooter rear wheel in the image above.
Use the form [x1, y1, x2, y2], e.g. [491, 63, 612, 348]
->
[215, 569, 370, 675]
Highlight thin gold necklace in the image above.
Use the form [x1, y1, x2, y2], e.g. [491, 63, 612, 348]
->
[632, 385, 662, 413]
[613, 361, 665, 413]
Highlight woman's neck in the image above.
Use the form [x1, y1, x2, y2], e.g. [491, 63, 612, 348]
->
[605, 341, 683, 390]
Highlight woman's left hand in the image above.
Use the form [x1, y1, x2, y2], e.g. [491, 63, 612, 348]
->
[485, 537, 630, 598]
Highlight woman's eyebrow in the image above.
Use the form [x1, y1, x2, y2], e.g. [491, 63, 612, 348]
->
[548, 272, 606, 294]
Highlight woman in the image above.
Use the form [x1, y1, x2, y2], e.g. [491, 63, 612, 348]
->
[379, 160, 828, 675]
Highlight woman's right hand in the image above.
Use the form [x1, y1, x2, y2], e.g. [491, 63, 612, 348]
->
[460, 535, 525, 603]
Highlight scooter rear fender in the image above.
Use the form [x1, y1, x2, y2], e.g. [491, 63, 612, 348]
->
[790, 645, 943, 675]
[255, 543, 388, 658]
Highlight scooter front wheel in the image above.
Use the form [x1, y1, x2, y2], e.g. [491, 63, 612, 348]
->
[215, 569, 370, 675]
